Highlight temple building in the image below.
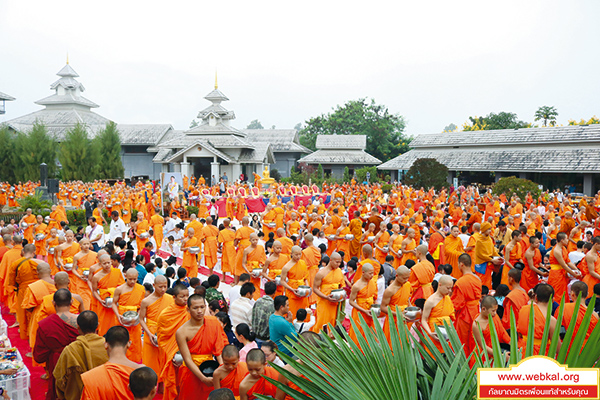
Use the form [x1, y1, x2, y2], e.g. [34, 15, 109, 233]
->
[3, 62, 310, 181]
[378, 125, 600, 196]
[0, 91, 15, 115]
[299, 134, 381, 178]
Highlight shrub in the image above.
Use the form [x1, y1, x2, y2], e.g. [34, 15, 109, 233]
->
[356, 166, 379, 183]
[381, 184, 393, 193]
[270, 168, 282, 182]
[405, 158, 448, 190]
[67, 209, 87, 226]
[18, 193, 52, 216]
[186, 206, 199, 216]
[492, 176, 541, 201]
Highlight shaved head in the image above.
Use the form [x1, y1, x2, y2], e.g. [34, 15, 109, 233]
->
[37, 262, 51, 276]
[54, 271, 69, 286]
[416, 244, 428, 256]
[154, 275, 167, 284]
[396, 265, 410, 278]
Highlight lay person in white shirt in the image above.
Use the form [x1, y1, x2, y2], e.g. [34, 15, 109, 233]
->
[85, 216, 104, 252]
[109, 211, 127, 242]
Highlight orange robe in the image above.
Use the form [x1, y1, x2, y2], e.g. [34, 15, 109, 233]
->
[22, 214, 36, 243]
[150, 214, 164, 248]
[157, 303, 190, 400]
[10, 257, 39, 339]
[450, 274, 482, 355]
[220, 362, 248, 397]
[391, 235, 403, 268]
[427, 295, 456, 353]
[267, 254, 290, 297]
[286, 260, 309, 316]
[336, 227, 351, 260]
[34, 223, 49, 256]
[348, 218, 363, 258]
[312, 268, 344, 333]
[182, 237, 199, 277]
[142, 295, 174, 377]
[136, 220, 150, 252]
[21, 279, 56, 350]
[47, 237, 60, 275]
[348, 278, 377, 345]
[72, 251, 96, 309]
[177, 316, 225, 400]
[353, 258, 381, 283]
[474, 235, 498, 289]
[478, 313, 511, 363]
[502, 288, 529, 330]
[118, 283, 145, 363]
[81, 362, 136, 400]
[522, 248, 542, 293]
[561, 302, 598, 353]
[201, 224, 219, 269]
[302, 246, 321, 305]
[382, 282, 412, 345]
[548, 246, 570, 301]
[246, 366, 279, 400]
[247, 246, 266, 301]
[0, 245, 23, 309]
[409, 260, 435, 301]
[234, 226, 254, 276]
[375, 230, 390, 265]
[444, 235, 464, 279]
[218, 229, 236, 274]
[278, 236, 293, 257]
[582, 255, 600, 299]
[95, 269, 125, 336]
[517, 303, 548, 356]
[502, 242, 522, 286]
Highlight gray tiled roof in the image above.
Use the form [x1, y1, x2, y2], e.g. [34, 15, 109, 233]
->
[35, 93, 98, 108]
[165, 140, 233, 163]
[4, 108, 111, 140]
[300, 149, 380, 165]
[185, 121, 247, 137]
[412, 125, 600, 148]
[316, 134, 366, 150]
[152, 148, 173, 162]
[158, 134, 254, 149]
[242, 129, 311, 153]
[0, 91, 16, 101]
[117, 124, 172, 145]
[238, 142, 276, 164]
[378, 148, 600, 173]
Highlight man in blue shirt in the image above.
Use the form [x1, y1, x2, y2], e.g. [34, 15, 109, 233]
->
[268, 295, 298, 358]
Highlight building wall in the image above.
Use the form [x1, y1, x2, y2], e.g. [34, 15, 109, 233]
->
[121, 150, 161, 180]
[272, 151, 302, 178]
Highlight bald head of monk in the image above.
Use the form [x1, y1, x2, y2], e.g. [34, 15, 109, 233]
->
[406, 228, 415, 238]
[395, 265, 411, 285]
[206, 216, 213, 225]
[129, 366, 158, 400]
[172, 284, 190, 306]
[187, 228, 194, 238]
[153, 275, 168, 297]
[105, 326, 130, 352]
[2, 234, 12, 246]
[570, 281, 588, 301]
[361, 263, 375, 281]
[223, 219, 231, 228]
[125, 268, 138, 287]
[472, 223, 481, 233]
[362, 244, 373, 258]
[242, 216, 249, 226]
[291, 245, 302, 261]
[13, 235, 23, 246]
[272, 240, 282, 255]
[53, 288, 73, 309]
[437, 275, 454, 296]
[78, 310, 99, 335]
[458, 253, 472, 273]
[249, 233, 259, 246]
[221, 344, 240, 371]
[99, 254, 111, 272]
[276, 228, 285, 238]
[246, 348, 267, 378]
[37, 262, 52, 278]
[416, 244, 428, 258]
[329, 252, 342, 269]
[480, 295, 498, 318]
[54, 271, 70, 289]
[535, 283, 554, 304]
[189, 214, 197, 220]
[304, 233, 314, 245]
[23, 243, 35, 257]
[507, 268, 521, 287]
[65, 230, 74, 242]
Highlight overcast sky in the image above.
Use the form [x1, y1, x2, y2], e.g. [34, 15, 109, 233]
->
[1, 0, 598, 136]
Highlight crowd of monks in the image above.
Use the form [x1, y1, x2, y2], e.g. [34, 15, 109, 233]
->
[2, 178, 600, 399]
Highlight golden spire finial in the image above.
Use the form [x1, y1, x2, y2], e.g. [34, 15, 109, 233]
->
[66, 52, 69, 65]
[215, 69, 218, 89]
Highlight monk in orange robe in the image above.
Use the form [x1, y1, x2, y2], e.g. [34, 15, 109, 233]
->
[33, 215, 48, 258]
[549, 232, 582, 301]
[522, 236, 546, 293]
[239, 349, 279, 400]
[134, 212, 150, 252]
[502, 269, 530, 329]
[243, 235, 266, 300]
[91, 254, 125, 335]
[517, 283, 556, 356]
[301, 235, 321, 305]
[112, 269, 145, 363]
[80, 326, 141, 400]
[262, 241, 290, 297]
[149, 212, 164, 249]
[181, 228, 200, 277]
[218, 219, 237, 276]
[381, 266, 412, 344]
[45, 230, 60, 275]
[502, 230, 523, 286]
[335, 219, 351, 261]
[374, 222, 390, 265]
[422, 276, 455, 353]
[472, 296, 510, 362]
[409, 245, 435, 301]
[140, 276, 173, 377]
[353, 244, 381, 283]
[312, 253, 345, 333]
[8, 244, 39, 339]
[348, 263, 377, 345]
[280, 246, 309, 316]
[473, 222, 502, 288]
[582, 237, 600, 298]
[19, 209, 36, 244]
[388, 224, 403, 268]
[213, 345, 249, 397]
[201, 217, 219, 272]
[444, 226, 465, 279]
[561, 281, 598, 353]
[262, 205, 277, 236]
[0, 238, 24, 311]
[234, 217, 254, 280]
[348, 211, 363, 259]
[157, 285, 190, 400]
[71, 239, 96, 309]
[176, 295, 225, 400]
[21, 262, 55, 351]
[450, 254, 482, 356]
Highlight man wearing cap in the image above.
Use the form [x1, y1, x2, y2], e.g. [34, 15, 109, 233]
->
[474, 222, 503, 288]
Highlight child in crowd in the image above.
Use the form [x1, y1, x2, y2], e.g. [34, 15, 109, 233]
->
[293, 309, 315, 334]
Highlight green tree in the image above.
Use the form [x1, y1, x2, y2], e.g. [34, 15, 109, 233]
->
[356, 166, 379, 183]
[246, 119, 264, 129]
[94, 122, 124, 179]
[405, 158, 448, 190]
[294, 122, 303, 131]
[568, 116, 600, 125]
[492, 176, 541, 201]
[298, 98, 410, 162]
[534, 106, 558, 127]
[317, 164, 324, 180]
[13, 122, 58, 182]
[0, 126, 16, 183]
[343, 166, 351, 183]
[463, 112, 529, 131]
[59, 123, 99, 181]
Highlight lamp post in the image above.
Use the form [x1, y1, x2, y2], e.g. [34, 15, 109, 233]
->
[37, 163, 50, 201]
